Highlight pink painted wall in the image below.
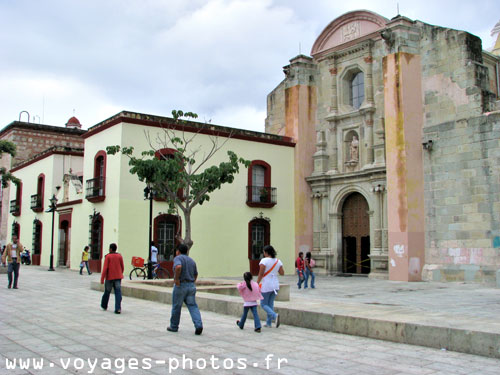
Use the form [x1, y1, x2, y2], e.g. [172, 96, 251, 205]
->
[285, 85, 316, 256]
[384, 53, 426, 282]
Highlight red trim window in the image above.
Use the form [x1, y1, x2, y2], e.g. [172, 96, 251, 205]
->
[11, 181, 22, 216]
[32, 219, 42, 265]
[246, 160, 275, 208]
[154, 148, 184, 201]
[32, 174, 45, 212]
[86, 151, 106, 202]
[154, 214, 181, 264]
[11, 221, 20, 238]
[248, 218, 270, 275]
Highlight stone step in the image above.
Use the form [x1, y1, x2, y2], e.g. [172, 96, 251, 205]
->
[90, 280, 500, 359]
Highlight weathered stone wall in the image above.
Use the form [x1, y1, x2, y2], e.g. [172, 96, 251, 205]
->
[265, 80, 286, 135]
[422, 112, 500, 283]
[419, 24, 496, 127]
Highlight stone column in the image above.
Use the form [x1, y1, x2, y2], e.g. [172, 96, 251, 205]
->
[312, 130, 329, 175]
[364, 114, 374, 165]
[329, 58, 338, 114]
[328, 125, 338, 173]
[384, 52, 425, 282]
[369, 184, 388, 279]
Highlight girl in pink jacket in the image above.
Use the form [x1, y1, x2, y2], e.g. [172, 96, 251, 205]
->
[236, 272, 263, 332]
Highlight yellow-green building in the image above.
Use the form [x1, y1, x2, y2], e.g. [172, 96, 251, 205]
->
[7, 111, 296, 277]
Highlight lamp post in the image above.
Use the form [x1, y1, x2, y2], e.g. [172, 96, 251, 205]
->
[47, 194, 58, 271]
[144, 184, 154, 279]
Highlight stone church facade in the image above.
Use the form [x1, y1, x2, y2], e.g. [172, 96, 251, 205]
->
[266, 10, 500, 283]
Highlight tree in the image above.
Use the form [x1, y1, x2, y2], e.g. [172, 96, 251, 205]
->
[107, 110, 250, 249]
[0, 140, 20, 188]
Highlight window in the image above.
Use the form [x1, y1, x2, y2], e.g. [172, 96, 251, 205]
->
[10, 181, 22, 216]
[246, 160, 276, 208]
[154, 148, 184, 201]
[154, 214, 181, 262]
[248, 218, 270, 275]
[86, 151, 106, 202]
[31, 174, 44, 212]
[32, 219, 42, 256]
[11, 222, 20, 238]
[89, 214, 103, 261]
[350, 72, 364, 109]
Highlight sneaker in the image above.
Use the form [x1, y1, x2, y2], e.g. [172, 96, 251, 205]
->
[195, 327, 203, 335]
[13, 286, 18, 289]
[101, 306, 107, 311]
[264, 324, 272, 328]
[7, 285, 11, 289]
[236, 320, 243, 329]
[114, 310, 121, 314]
[254, 328, 261, 333]
[166, 327, 178, 332]
[275, 314, 280, 328]
[89, 272, 92, 275]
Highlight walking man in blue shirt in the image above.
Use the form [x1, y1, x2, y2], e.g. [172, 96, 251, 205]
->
[167, 244, 203, 335]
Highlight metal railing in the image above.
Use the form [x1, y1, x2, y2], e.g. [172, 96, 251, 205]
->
[10, 200, 20, 214]
[246, 186, 277, 205]
[86, 177, 105, 199]
[31, 194, 42, 210]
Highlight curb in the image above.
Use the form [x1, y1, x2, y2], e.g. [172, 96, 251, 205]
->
[90, 281, 500, 359]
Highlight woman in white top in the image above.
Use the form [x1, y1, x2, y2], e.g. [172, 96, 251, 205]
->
[256, 245, 285, 328]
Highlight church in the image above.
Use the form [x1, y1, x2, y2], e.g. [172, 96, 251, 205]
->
[265, 10, 500, 283]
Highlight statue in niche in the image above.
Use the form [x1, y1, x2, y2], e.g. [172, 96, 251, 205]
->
[349, 135, 359, 162]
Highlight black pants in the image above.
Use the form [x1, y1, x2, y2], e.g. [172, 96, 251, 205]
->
[8, 260, 20, 288]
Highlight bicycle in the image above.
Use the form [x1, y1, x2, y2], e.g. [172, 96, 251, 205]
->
[129, 257, 171, 280]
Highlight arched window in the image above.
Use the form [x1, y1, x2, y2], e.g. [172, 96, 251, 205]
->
[31, 174, 45, 212]
[248, 218, 270, 275]
[11, 221, 20, 238]
[10, 181, 22, 216]
[86, 151, 106, 202]
[154, 214, 181, 263]
[350, 72, 364, 109]
[154, 148, 184, 201]
[246, 160, 276, 208]
[32, 219, 42, 265]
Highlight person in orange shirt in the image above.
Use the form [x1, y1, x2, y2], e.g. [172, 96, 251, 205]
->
[100, 243, 124, 314]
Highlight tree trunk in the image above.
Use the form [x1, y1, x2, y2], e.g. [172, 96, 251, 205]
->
[183, 208, 194, 250]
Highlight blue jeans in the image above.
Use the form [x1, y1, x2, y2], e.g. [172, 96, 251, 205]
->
[296, 269, 305, 289]
[80, 261, 91, 275]
[170, 282, 203, 331]
[7, 260, 20, 288]
[305, 268, 315, 288]
[238, 305, 261, 329]
[101, 279, 122, 312]
[260, 291, 277, 326]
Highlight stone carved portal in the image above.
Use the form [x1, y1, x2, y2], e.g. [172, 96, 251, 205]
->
[342, 192, 370, 274]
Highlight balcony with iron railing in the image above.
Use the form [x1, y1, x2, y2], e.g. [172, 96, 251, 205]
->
[86, 177, 105, 202]
[246, 186, 277, 208]
[10, 200, 20, 216]
[31, 194, 43, 212]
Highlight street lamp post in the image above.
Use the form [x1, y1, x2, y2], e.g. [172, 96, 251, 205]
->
[47, 194, 58, 271]
[144, 185, 154, 279]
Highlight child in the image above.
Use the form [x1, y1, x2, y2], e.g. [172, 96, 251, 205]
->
[236, 272, 263, 332]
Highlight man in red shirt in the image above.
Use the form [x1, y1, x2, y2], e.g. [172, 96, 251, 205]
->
[295, 252, 305, 289]
[100, 243, 124, 314]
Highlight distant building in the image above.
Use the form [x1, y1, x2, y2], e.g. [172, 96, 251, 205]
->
[266, 10, 500, 283]
[0, 118, 85, 248]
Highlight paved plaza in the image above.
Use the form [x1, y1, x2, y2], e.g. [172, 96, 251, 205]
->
[1, 267, 500, 375]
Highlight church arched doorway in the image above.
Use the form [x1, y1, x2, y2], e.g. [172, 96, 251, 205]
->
[342, 192, 370, 274]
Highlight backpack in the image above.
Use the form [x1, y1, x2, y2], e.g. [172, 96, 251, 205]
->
[309, 258, 316, 268]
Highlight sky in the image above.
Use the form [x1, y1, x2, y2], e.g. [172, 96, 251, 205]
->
[1, 0, 499, 133]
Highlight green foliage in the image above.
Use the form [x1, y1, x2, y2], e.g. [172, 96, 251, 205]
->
[106, 110, 250, 246]
[0, 140, 19, 188]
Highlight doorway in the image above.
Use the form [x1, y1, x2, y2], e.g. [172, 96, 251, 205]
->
[58, 220, 69, 267]
[342, 192, 370, 274]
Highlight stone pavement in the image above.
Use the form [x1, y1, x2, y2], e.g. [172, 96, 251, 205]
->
[1, 267, 500, 375]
